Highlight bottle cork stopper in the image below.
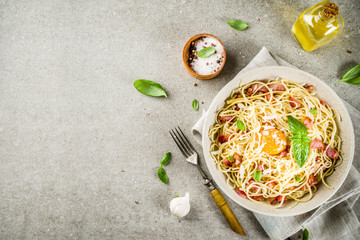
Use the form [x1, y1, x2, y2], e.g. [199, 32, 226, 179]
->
[322, 3, 339, 19]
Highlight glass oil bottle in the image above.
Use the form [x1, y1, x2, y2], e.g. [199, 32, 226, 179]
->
[292, 1, 344, 52]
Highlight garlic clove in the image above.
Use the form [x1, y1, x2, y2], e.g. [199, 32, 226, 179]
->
[169, 192, 190, 218]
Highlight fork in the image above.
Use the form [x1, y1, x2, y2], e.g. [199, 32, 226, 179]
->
[170, 126, 246, 236]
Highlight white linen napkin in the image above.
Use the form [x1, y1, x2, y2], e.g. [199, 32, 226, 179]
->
[191, 47, 360, 240]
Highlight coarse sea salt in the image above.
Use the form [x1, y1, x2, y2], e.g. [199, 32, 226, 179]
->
[188, 36, 225, 75]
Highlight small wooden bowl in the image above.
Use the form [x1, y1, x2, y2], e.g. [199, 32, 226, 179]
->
[182, 33, 226, 80]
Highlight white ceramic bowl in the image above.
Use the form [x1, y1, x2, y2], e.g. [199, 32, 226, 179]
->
[202, 66, 355, 216]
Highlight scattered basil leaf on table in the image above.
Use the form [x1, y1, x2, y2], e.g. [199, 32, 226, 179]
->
[133, 79, 167, 97]
[237, 120, 245, 132]
[302, 228, 309, 240]
[287, 115, 312, 168]
[227, 19, 249, 31]
[160, 152, 172, 165]
[339, 64, 360, 85]
[197, 47, 215, 58]
[158, 166, 169, 184]
[295, 175, 301, 182]
[254, 170, 262, 182]
[309, 109, 317, 115]
[192, 99, 199, 110]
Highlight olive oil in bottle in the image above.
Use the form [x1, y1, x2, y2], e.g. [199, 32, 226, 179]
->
[292, 1, 344, 52]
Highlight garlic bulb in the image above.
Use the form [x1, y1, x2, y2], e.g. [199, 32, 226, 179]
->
[170, 192, 190, 218]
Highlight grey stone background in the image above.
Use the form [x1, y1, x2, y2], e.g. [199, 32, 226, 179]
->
[0, 0, 359, 239]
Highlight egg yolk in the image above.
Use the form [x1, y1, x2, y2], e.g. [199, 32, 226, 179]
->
[261, 129, 287, 155]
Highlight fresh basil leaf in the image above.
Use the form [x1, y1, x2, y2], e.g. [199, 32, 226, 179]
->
[287, 115, 308, 136]
[192, 99, 199, 110]
[134, 79, 167, 97]
[158, 166, 168, 184]
[302, 228, 309, 240]
[237, 120, 245, 132]
[160, 152, 172, 165]
[227, 20, 249, 31]
[292, 139, 310, 167]
[197, 47, 216, 58]
[295, 175, 301, 182]
[339, 64, 360, 85]
[304, 136, 312, 142]
[290, 135, 302, 140]
[254, 170, 262, 182]
[228, 156, 234, 161]
[309, 109, 317, 115]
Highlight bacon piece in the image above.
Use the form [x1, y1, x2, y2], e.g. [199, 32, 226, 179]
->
[223, 159, 232, 167]
[234, 153, 242, 161]
[308, 173, 318, 187]
[289, 96, 301, 109]
[256, 165, 264, 172]
[249, 179, 259, 191]
[235, 105, 240, 111]
[246, 87, 253, 96]
[310, 139, 325, 150]
[251, 83, 269, 93]
[325, 144, 339, 160]
[265, 94, 274, 102]
[302, 174, 319, 190]
[218, 116, 233, 122]
[234, 153, 242, 166]
[303, 117, 313, 129]
[218, 135, 226, 143]
[276, 195, 287, 203]
[320, 100, 327, 106]
[266, 181, 277, 189]
[268, 197, 277, 204]
[304, 85, 314, 91]
[218, 134, 232, 143]
[235, 189, 248, 199]
[269, 83, 285, 91]
[279, 149, 287, 157]
[251, 195, 264, 201]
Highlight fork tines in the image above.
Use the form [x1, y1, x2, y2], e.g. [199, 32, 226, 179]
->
[169, 126, 197, 158]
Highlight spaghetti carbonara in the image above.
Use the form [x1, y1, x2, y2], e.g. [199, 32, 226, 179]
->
[208, 79, 342, 207]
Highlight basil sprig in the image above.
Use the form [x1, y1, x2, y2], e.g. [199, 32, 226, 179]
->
[237, 120, 245, 132]
[302, 228, 309, 240]
[134, 79, 167, 97]
[254, 170, 262, 182]
[287, 116, 312, 168]
[192, 99, 199, 110]
[160, 152, 172, 165]
[158, 166, 168, 184]
[339, 64, 360, 85]
[198, 47, 215, 58]
[227, 20, 249, 31]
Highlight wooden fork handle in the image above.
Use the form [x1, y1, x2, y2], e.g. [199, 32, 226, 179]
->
[210, 188, 246, 236]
